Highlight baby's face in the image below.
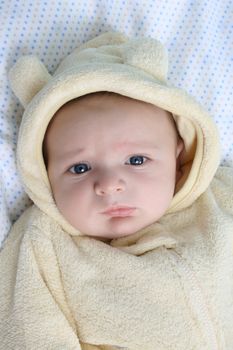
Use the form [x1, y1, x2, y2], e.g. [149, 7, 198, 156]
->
[44, 93, 183, 241]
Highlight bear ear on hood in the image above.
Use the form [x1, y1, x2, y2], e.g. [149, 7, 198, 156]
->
[8, 55, 52, 108]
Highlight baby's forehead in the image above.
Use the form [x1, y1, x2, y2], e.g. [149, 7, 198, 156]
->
[58, 91, 126, 109]
[47, 92, 179, 141]
[43, 93, 180, 166]
[56, 92, 141, 116]
[53, 91, 172, 121]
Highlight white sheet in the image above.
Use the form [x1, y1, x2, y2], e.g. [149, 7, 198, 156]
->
[0, 0, 232, 247]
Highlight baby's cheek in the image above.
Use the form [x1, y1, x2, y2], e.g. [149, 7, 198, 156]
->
[64, 184, 90, 214]
[143, 175, 174, 205]
[62, 185, 81, 207]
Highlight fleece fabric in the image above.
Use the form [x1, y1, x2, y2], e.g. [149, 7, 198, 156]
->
[0, 31, 233, 349]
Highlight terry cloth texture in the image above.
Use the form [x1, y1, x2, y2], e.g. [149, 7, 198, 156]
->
[0, 31, 233, 349]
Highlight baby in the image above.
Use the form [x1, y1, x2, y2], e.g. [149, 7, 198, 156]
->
[43, 91, 184, 243]
[1, 31, 233, 350]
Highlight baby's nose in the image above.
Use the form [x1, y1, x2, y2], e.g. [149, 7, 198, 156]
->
[94, 173, 125, 196]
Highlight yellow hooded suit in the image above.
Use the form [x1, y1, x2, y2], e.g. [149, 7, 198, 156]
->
[0, 32, 233, 349]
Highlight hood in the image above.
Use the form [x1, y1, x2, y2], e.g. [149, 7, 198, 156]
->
[8, 31, 220, 238]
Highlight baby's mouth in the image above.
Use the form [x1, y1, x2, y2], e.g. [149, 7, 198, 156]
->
[101, 206, 136, 217]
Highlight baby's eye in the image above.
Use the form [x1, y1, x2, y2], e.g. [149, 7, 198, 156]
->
[69, 163, 91, 174]
[126, 155, 147, 166]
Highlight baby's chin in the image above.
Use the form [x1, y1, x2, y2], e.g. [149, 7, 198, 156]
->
[84, 218, 157, 242]
[85, 230, 134, 243]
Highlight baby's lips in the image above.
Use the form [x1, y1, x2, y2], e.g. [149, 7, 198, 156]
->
[101, 206, 136, 217]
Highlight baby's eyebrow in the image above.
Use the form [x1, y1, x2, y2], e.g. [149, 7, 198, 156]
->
[57, 147, 86, 160]
[113, 141, 158, 151]
[56, 142, 158, 161]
